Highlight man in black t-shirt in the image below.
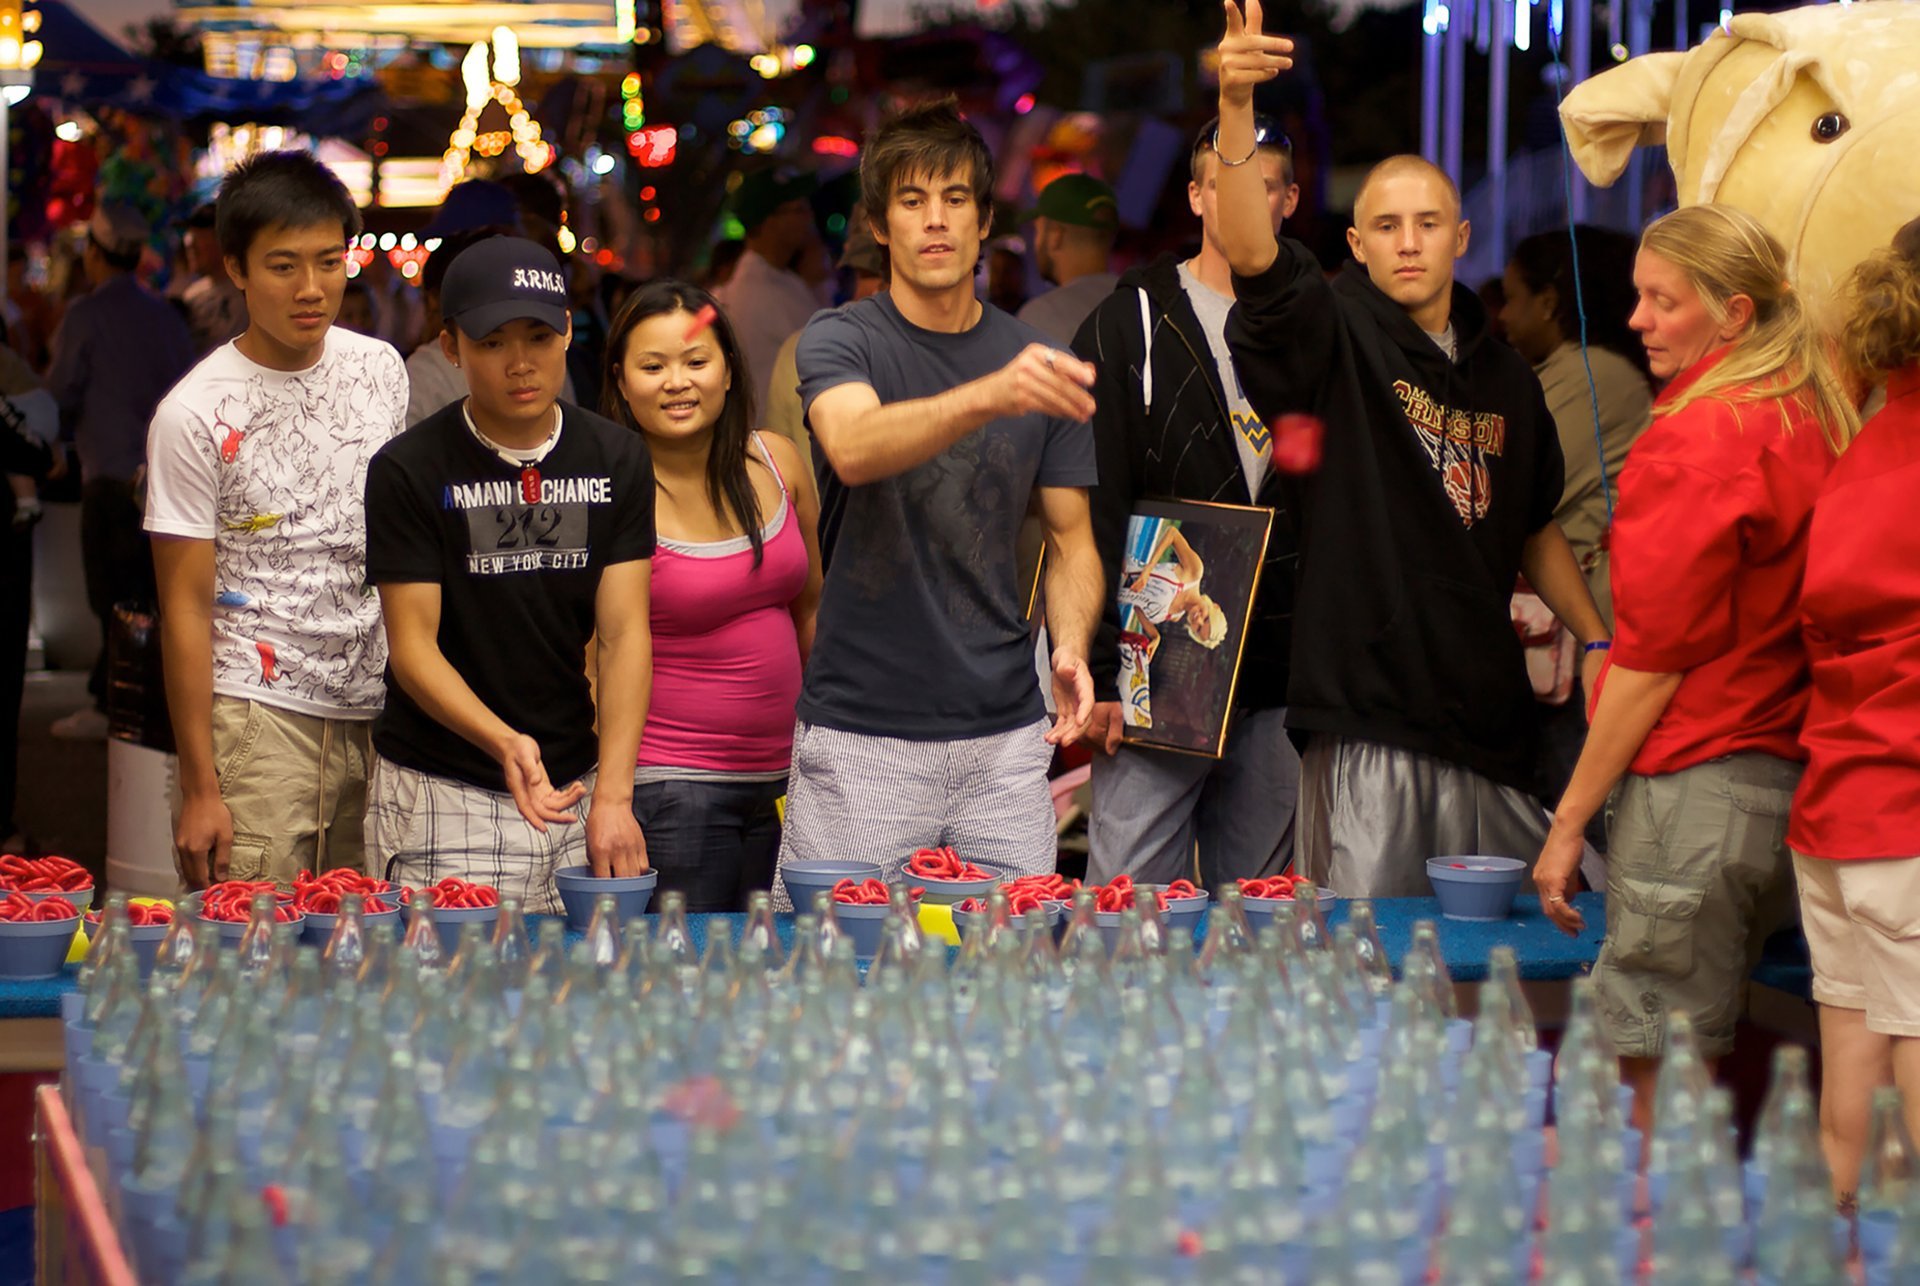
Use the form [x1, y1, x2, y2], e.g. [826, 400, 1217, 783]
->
[364, 237, 655, 911]
[778, 99, 1104, 889]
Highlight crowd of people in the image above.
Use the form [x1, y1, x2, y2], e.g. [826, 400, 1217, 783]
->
[0, 1, 1916, 1207]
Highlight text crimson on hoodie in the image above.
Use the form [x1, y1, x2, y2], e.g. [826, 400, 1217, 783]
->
[1073, 252, 1301, 714]
[1224, 236, 1565, 792]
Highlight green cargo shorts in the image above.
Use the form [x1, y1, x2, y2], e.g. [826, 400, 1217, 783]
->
[1591, 753, 1801, 1060]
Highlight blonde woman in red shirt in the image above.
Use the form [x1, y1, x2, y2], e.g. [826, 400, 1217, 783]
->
[1532, 204, 1858, 1132]
[1789, 215, 1920, 1198]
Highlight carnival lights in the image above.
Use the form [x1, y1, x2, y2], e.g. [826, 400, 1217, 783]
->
[439, 27, 554, 193]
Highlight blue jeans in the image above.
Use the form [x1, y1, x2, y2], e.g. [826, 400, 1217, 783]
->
[632, 776, 786, 912]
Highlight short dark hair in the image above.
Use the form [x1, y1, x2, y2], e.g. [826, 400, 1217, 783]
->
[215, 150, 361, 264]
[859, 97, 994, 235]
[88, 236, 141, 274]
[1191, 114, 1295, 186]
[1509, 224, 1649, 381]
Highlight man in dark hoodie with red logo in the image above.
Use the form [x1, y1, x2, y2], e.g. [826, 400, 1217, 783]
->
[1211, 0, 1610, 897]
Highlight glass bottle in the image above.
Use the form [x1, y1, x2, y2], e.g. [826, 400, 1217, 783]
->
[78, 892, 128, 988]
[491, 895, 532, 991]
[400, 897, 444, 970]
[1487, 945, 1539, 1054]
[739, 891, 784, 972]
[1344, 898, 1395, 994]
[1404, 919, 1458, 1018]
[320, 893, 368, 980]
[1859, 1085, 1918, 1215]
[583, 893, 623, 969]
[528, 918, 568, 991]
[1291, 880, 1330, 952]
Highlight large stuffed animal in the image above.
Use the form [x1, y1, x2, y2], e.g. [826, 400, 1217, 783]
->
[1559, 1, 1920, 304]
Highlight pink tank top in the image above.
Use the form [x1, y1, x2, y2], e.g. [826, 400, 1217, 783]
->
[637, 433, 809, 774]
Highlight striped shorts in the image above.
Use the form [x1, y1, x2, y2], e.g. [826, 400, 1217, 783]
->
[774, 717, 1057, 911]
[366, 755, 596, 915]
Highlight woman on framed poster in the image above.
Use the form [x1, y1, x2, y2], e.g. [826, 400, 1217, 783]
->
[1111, 500, 1270, 756]
[1117, 519, 1230, 728]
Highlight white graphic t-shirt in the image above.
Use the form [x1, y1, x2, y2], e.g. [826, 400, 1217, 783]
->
[145, 328, 409, 717]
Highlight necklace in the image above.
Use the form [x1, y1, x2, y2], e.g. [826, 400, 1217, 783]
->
[462, 402, 561, 504]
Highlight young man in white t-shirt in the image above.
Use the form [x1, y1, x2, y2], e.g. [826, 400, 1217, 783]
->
[145, 151, 408, 889]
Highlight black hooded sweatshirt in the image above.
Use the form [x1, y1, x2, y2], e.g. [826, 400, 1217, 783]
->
[1073, 253, 1299, 713]
[1225, 236, 1564, 791]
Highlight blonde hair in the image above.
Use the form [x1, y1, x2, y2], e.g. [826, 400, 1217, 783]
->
[1839, 215, 1920, 380]
[1638, 204, 1858, 454]
[1186, 597, 1229, 650]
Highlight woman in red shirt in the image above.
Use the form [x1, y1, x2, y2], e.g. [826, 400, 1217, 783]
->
[1532, 204, 1857, 1132]
[1790, 215, 1920, 1196]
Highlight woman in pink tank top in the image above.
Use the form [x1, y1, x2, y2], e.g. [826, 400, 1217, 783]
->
[603, 281, 823, 909]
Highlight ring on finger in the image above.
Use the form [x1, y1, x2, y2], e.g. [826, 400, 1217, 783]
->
[1043, 350, 1056, 370]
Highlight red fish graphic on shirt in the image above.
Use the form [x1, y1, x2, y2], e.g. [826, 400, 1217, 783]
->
[256, 640, 279, 684]
[219, 424, 245, 464]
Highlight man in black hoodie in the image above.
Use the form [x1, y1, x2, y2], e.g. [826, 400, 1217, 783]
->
[1212, 0, 1609, 897]
[1072, 115, 1303, 889]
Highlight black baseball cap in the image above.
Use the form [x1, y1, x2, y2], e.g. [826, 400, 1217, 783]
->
[439, 236, 571, 339]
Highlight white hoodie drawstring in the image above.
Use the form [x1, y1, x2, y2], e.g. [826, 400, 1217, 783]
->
[1138, 289, 1155, 414]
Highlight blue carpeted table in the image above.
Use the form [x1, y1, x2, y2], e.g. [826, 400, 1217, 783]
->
[0, 893, 1611, 1021]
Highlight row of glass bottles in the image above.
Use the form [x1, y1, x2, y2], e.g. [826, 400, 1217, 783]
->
[65, 885, 1918, 1284]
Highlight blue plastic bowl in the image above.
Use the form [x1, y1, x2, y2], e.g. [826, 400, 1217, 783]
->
[1142, 884, 1210, 939]
[0, 915, 80, 979]
[890, 856, 1018, 906]
[951, 900, 1063, 941]
[828, 900, 891, 959]
[86, 914, 170, 976]
[1240, 886, 1335, 934]
[300, 902, 403, 947]
[198, 907, 305, 942]
[1426, 856, 1527, 921]
[781, 859, 884, 913]
[425, 903, 500, 957]
[553, 866, 658, 931]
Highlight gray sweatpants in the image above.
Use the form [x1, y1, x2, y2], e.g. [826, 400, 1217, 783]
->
[775, 717, 1057, 910]
[1088, 706, 1299, 889]
[1297, 734, 1562, 898]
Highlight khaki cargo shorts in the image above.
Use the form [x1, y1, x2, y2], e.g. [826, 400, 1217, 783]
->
[1591, 753, 1801, 1060]
[188, 696, 373, 889]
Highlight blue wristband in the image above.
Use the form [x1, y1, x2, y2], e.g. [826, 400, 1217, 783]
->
[1584, 640, 1612, 654]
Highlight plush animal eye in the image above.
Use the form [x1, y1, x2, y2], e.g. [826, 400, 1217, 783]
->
[1811, 112, 1849, 143]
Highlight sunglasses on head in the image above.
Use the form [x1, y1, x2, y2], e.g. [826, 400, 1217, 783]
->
[1193, 114, 1292, 158]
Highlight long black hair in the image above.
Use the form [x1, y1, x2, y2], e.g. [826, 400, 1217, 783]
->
[1510, 225, 1652, 386]
[602, 279, 766, 566]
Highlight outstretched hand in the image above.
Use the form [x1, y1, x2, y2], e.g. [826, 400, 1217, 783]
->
[996, 344, 1097, 424]
[1046, 649, 1095, 747]
[499, 733, 587, 832]
[1220, 0, 1296, 108]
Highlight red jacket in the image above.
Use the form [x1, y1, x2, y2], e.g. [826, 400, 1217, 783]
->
[1604, 352, 1835, 776]
[1790, 365, 1920, 860]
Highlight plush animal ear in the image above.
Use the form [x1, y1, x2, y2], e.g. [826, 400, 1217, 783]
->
[1559, 53, 1688, 186]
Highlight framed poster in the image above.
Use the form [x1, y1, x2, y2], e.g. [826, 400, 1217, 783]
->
[1116, 499, 1274, 758]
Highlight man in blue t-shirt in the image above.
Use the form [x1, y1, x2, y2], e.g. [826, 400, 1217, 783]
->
[781, 98, 1103, 888]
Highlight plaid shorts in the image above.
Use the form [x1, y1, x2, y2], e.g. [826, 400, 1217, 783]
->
[774, 717, 1056, 911]
[366, 755, 596, 915]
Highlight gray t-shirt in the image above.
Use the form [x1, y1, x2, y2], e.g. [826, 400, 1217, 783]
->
[1178, 262, 1270, 501]
[1016, 271, 1121, 346]
[796, 293, 1098, 739]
